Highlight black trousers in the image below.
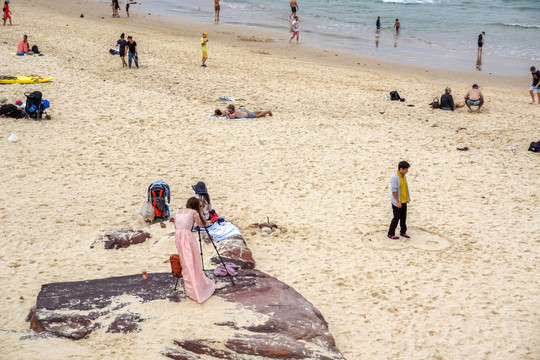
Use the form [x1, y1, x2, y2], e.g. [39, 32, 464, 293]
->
[388, 203, 407, 236]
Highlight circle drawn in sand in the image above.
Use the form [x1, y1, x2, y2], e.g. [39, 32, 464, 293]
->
[364, 228, 451, 251]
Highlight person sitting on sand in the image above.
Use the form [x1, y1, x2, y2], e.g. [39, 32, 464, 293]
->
[17, 34, 28, 53]
[173, 197, 216, 303]
[225, 104, 272, 119]
[464, 84, 484, 112]
[0, 101, 25, 118]
[440, 87, 465, 111]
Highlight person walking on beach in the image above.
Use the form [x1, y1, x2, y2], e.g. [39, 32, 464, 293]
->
[388, 161, 411, 240]
[376, 16, 381, 33]
[117, 33, 128, 68]
[126, 35, 138, 68]
[529, 66, 540, 104]
[214, 0, 220, 22]
[201, 32, 209, 67]
[289, 16, 300, 43]
[112, 0, 120, 18]
[125, 1, 130, 17]
[290, 0, 298, 21]
[394, 19, 400, 33]
[3, 1, 12, 26]
[173, 197, 216, 304]
[464, 84, 484, 112]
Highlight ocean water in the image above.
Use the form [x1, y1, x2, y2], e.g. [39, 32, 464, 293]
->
[129, 0, 540, 73]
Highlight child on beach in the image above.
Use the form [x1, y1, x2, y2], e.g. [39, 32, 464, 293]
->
[529, 66, 540, 104]
[394, 19, 400, 33]
[289, 16, 299, 43]
[201, 32, 209, 67]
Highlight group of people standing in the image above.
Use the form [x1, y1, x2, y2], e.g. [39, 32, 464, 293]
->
[116, 33, 138, 68]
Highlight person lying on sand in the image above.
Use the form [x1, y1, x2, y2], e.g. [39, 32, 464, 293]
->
[225, 104, 272, 119]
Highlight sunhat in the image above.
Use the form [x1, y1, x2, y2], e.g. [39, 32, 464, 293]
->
[192, 181, 208, 195]
[0, 97, 7, 104]
[203, 32, 208, 36]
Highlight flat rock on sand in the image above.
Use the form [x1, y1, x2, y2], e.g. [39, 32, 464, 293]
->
[27, 270, 345, 359]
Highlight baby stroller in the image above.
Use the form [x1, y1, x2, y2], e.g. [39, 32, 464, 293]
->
[147, 181, 170, 220]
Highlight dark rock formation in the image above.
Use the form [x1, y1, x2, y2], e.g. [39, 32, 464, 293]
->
[200, 232, 255, 270]
[91, 228, 151, 250]
[27, 270, 345, 359]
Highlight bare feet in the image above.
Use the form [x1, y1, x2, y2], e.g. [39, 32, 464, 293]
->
[269, 111, 273, 116]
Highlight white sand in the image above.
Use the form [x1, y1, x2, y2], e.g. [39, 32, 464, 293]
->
[0, 1, 539, 359]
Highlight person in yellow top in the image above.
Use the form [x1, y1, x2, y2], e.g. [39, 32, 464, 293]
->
[388, 161, 411, 240]
[201, 32, 209, 67]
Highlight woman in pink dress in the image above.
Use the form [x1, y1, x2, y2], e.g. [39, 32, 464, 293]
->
[174, 197, 215, 303]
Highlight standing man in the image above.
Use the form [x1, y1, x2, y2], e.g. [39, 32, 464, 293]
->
[289, 0, 298, 21]
[201, 32, 209, 67]
[126, 35, 138, 69]
[529, 66, 540, 104]
[376, 16, 381, 33]
[388, 161, 411, 240]
[477, 31, 485, 55]
[214, 0, 220, 22]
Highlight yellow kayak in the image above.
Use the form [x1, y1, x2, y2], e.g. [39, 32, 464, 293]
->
[0, 76, 54, 84]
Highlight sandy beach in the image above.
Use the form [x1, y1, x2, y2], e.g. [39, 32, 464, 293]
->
[1, 1, 539, 359]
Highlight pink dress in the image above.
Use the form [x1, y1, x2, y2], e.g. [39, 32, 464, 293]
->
[174, 209, 215, 303]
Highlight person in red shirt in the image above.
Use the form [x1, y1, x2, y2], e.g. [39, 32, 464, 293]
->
[3, 1, 12, 26]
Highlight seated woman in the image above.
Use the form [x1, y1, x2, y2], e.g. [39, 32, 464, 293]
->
[173, 197, 216, 303]
[440, 87, 464, 111]
[17, 35, 29, 54]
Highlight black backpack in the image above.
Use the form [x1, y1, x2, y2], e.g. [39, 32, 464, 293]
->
[528, 141, 540, 152]
[25, 91, 43, 119]
[31, 45, 39, 54]
[390, 91, 405, 102]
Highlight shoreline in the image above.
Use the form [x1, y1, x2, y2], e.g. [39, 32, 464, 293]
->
[123, 0, 536, 79]
[83, 0, 531, 89]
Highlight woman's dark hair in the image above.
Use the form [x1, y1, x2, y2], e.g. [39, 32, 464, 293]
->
[398, 161, 410, 170]
[214, 109, 222, 116]
[120, 33, 125, 38]
[186, 197, 205, 225]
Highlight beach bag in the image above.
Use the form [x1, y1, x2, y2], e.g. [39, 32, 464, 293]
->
[528, 140, 540, 152]
[390, 91, 404, 101]
[430, 97, 440, 109]
[31, 45, 39, 54]
[109, 48, 119, 55]
[169, 254, 182, 278]
[139, 200, 155, 221]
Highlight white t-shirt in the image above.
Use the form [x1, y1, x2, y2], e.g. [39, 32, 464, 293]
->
[292, 20, 299, 32]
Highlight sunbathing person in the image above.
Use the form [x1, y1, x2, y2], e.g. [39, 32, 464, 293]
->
[225, 104, 272, 119]
[0, 102, 25, 118]
[440, 87, 465, 111]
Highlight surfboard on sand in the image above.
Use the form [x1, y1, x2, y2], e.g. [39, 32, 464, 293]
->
[0, 76, 54, 84]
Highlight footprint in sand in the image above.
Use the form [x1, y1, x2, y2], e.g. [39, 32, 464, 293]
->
[364, 228, 451, 251]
